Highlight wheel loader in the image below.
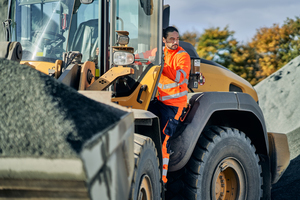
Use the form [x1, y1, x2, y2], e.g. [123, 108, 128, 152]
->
[1, 0, 290, 199]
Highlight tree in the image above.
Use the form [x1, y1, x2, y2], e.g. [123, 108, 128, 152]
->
[196, 26, 259, 84]
[249, 24, 284, 80]
[249, 17, 300, 82]
[196, 26, 237, 68]
[280, 17, 300, 64]
[180, 30, 199, 47]
[229, 43, 259, 85]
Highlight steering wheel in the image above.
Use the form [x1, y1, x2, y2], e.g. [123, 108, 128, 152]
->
[32, 31, 65, 48]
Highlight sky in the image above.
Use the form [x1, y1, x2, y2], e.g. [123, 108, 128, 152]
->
[164, 0, 300, 43]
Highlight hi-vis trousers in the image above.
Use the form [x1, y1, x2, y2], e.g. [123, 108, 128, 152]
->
[148, 98, 184, 183]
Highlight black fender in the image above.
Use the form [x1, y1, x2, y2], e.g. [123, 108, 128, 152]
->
[169, 92, 268, 172]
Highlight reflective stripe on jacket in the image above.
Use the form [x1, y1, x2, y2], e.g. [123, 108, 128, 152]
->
[158, 46, 191, 107]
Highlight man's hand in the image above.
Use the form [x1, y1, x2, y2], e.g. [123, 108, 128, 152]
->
[149, 56, 156, 63]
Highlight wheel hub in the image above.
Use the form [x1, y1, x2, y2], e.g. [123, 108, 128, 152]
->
[212, 157, 246, 200]
[215, 172, 226, 200]
[138, 175, 153, 200]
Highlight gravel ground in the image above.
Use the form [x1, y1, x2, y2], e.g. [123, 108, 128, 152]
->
[271, 155, 300, 200]
[255, 56, 300, 199]
[0, 58, 127, 158]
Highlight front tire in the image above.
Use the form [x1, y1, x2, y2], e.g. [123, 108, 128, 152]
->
[129, 134, 161, 200]
[167, 126, 263, 200]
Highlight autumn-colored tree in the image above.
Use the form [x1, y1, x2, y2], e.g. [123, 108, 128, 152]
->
[249, 17, 300, 82]
[180, 30, 199, 47]
[183, 16, 300, 85]
[249, 24, 284, 81]
[196, 26, 258, 84]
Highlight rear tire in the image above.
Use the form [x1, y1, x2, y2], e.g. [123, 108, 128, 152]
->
[129, 134, 161, 200]
[166, 126, 263, 200]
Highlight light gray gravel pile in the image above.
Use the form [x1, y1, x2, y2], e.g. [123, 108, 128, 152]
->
[255, 55, 300, 159]
[0, 58, 127, 158]
[254, 56, 300, 199]
[255, 55, 300, 135]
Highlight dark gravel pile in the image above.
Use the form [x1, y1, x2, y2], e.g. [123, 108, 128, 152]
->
[0, 58, 127, 158]
[271, 154, 300, 200]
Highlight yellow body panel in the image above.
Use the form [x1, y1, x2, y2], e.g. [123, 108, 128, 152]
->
[193, 63, 258, 102]
[112, 65, 161, 110]
[20, 61, 56, 75]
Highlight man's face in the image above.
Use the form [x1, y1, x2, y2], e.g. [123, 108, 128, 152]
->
[163, 31, 179, 50]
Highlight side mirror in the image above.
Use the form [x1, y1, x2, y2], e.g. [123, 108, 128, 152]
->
[163, 5, 170, 29]
[140, 0, 153, 15]
[80, 0, 93, 4]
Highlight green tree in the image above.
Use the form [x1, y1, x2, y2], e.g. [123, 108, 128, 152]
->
[196, 26, 237, 68]
[280, 17, 300, 64]
[229, 43, 259, 85]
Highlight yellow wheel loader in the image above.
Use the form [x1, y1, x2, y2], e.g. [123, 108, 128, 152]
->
[1, 0, 290, 199]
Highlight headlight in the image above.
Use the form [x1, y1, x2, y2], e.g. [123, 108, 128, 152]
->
[112, 51, 135, 66]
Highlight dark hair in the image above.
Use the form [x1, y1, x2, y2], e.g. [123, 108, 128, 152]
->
[163, 26, 179, 39]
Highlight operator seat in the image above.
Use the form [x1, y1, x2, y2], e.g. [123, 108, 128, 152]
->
[69, 19, 98, 62]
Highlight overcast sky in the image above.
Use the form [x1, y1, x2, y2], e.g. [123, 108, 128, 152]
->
[164, 0, 300, 43]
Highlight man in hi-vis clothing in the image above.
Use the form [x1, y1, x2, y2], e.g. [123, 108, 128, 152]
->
[148, 26, 191, 184]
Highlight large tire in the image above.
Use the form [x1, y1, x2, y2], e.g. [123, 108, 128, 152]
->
[166, 126, 263, 200]
[129, 134, 161, 200]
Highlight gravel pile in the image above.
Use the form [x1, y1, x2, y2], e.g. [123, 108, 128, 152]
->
[255, 55, 300, 159]
[255, 56, 300, 135]
[0, 58, 127, 158]
[254, 55, 300, 199]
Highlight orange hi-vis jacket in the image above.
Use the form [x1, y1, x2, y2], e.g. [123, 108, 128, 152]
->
[158, 46, 191, 108]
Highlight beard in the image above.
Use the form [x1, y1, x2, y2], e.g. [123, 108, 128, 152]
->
[169, 44, 178, 50]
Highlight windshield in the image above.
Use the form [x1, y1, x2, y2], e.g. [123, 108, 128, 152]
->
[111, 0, 160, 60]
[67, 0, 99, 62]
[10, 0, 74, 62]
[110, 0, 161, 97]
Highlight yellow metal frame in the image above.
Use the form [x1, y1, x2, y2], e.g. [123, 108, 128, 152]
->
[87, 66, 134, 91]
[112, 65, 161, 110]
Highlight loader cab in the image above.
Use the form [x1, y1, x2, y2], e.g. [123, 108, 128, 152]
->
[108, 0, 162, 103]
[7, 0, 163, 109]
[8, 0, 73, 62]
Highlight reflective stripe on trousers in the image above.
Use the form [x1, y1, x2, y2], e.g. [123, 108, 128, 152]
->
[162, 134, 170, 183]
[161, 107, 183, 183]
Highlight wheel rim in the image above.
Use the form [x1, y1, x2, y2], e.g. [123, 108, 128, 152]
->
[212, 157, 246, 200]
[138, 175, 153, 200]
